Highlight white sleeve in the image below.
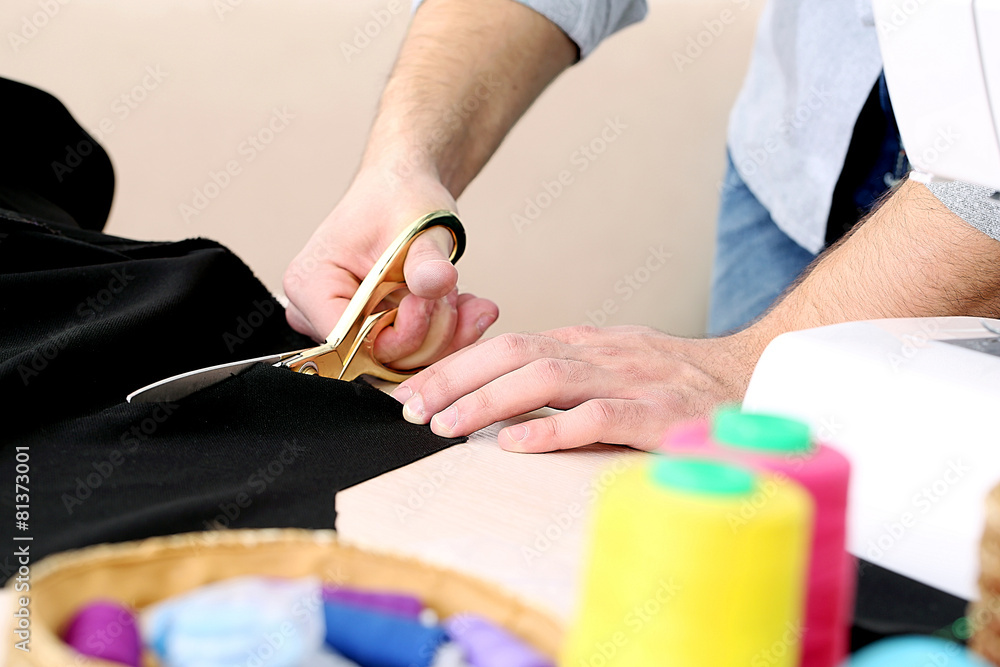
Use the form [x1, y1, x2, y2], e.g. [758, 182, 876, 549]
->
[411, 0, 647, 58]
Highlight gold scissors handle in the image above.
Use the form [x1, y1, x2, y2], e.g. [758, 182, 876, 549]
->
[281, 210, 466, 382]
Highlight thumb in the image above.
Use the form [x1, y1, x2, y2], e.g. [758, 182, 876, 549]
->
[402, 226, 459, 299]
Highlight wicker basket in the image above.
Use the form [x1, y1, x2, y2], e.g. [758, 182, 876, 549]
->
[5, 529, 563, 666]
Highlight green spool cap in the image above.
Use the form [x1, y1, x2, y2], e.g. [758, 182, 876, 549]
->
[650, 457, 755, 496]
[712, 407, 812, 454]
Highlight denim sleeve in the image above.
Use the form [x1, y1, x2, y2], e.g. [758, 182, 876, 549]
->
[411, 0, 647, 58]
[926, 180, 1000, 242]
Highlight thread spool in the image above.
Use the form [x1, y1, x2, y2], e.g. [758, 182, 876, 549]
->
[322, 586, 424, 619]
[660, 409, 853, 667]
[561, 458, 812, 666]
[62, 600, 142, 667]
[848, 636, 990, 666]
[324, 599, 446, 667]
[445, 614, 553, 667]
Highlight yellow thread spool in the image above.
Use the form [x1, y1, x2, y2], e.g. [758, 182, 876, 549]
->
[561, 458, 813, 667]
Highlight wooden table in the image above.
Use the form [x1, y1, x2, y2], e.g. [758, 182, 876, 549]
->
[336, 407, 646, 622]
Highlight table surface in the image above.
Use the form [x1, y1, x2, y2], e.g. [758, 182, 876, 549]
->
[337, 407, 645, 622]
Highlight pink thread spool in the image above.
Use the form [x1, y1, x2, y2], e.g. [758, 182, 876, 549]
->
[659, 408, 853, 667]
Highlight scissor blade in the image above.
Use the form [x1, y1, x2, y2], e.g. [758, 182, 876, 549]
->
[126, 353, 288, 404]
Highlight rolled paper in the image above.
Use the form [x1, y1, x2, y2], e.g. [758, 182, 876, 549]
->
[562, 458, 812, 666]
[445, 614, 552, 667]
[62, 600, 142, 667]
[847, 636, 990, 666]
[143, 576, 325, 667]
[322, 585, 424, 619]
[660, 408, 853, 667]
[324, 599, 446, 667]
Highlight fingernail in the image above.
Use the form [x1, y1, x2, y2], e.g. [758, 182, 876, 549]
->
[402, 394, 426, 423]
[476, 314, 497, 334]
[506, 424, 528, 442]
[390, 385, 413, 403]
[432, 406, 458, 434]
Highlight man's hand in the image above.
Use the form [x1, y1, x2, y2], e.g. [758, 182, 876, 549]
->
[391, 180, 1000, 451]
[282, 0, 576, 367]
[283, 172, 498, 367]
[391, 325, 763, 451]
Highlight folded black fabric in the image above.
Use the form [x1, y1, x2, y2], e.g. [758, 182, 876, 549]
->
[0, 216, 464, 582]
[0, 77, 114, 230]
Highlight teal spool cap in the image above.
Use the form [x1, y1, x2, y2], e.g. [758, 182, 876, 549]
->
[650, 457, 755, 496]
[713, 407, 813, 454]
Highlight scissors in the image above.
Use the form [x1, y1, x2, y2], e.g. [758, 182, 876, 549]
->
[127, 210, 465, 404]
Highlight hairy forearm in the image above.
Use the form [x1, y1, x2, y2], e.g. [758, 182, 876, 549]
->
[361, 0, 577, 196]
[743, 179, 1000, 356]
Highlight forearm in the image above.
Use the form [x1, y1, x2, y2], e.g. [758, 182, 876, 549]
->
[361, 0, 577, 196]
[742, 179, 1000, 358]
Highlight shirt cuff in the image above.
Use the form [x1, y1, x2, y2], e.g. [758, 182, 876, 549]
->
[926, 180, 1000, 242]
[411, 0, 647, 58]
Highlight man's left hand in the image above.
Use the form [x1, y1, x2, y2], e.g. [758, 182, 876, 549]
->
[390, 325, 762, 452]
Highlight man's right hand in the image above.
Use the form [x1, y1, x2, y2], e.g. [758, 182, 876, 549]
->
[282, 170, 499, 369]
[283, 0, 577, 368]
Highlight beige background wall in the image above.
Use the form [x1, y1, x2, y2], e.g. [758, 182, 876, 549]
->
[1, 0, 762, 338]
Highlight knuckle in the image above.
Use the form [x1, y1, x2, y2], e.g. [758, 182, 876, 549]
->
[585, 399, 621, 428]
[470, 386, 497, 413]
[425, 368, 454, 397]
[493, 333, 532, 362]
[282, 267, 303, 298]
[529, 358, 568, 386]
[536, 415, 562, 441]
[554, 325, 599, 345]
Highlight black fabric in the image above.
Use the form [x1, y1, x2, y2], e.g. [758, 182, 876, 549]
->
[851, 559, 970, 650]
[0, 77, 115, 230]
[0, 216, 464, 582]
